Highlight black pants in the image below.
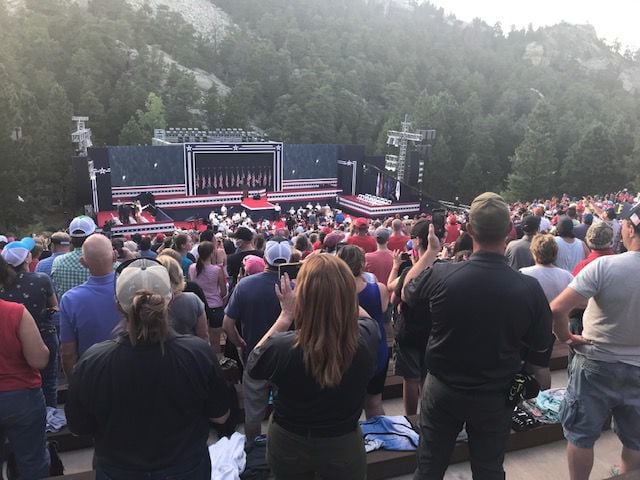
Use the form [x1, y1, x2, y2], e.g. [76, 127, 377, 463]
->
[414, 374, 512, 480]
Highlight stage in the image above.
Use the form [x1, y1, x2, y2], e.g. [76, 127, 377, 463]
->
[240, 196, 276, 212]
[96, 211, 177, 235]
[337, 195, 420, 217]
[84, 141, 431, 235]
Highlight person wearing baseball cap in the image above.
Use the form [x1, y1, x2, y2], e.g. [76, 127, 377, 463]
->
[551, 203, 640, 478]
[223, 236, 291, 440]
[505, 215, 540, 271]
[1, 238, 59, 409]
[51, 215, 98, 299]
[36, 232, 71, 277]
[227, 226, 263, 287]
[347, 217, 376, 253]
[65, 257, 232, 479]
[573, 222, 614, 276]
[0, 254, 51, 478]
[0, 235, 8, 252]
[403, 193, 553, 478]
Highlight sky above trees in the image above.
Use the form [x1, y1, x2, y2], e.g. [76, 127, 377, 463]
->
[429, 0, 640, 49]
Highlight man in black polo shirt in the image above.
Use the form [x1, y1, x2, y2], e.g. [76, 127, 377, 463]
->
[403, 192, 553, 480]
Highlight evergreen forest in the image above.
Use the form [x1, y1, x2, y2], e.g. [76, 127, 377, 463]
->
[2, 0, 640, 229]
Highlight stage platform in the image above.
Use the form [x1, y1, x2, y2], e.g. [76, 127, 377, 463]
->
[337, 195, 420, 217]
[240, 196, 276, 212]
[96, 211, 177, 236]
[96, 190, 421, 235]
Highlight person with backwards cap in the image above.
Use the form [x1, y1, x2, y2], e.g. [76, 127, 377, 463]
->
[65, 258, 231, 480]
[1, 237, 59, 409]
[51, 215, 97, 300]
[35, 231, 71, 277]
[551, 202, 640, 480]
[223, 237, 291, 441]
[0, 255, 50, 479]
[227, 226, 263, 287]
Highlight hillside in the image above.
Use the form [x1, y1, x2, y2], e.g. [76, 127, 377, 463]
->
[1, 0, 640, 230]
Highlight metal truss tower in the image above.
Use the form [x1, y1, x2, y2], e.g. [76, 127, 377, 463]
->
[385, 115, 424, 183]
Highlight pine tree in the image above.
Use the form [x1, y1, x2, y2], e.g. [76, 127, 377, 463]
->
[504, 102, 559, 202]
[562, 123, 620, 196]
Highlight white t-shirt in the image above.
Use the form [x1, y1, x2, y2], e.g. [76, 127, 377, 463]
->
[554, 237, 586, 272]
[520, 265, 573, 303]
[570, 251, 640, 365]
[539, 216, 552, 233]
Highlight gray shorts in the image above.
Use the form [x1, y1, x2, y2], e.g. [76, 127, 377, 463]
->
[242, 369, 270, 429]
[560, 354, 640, 450]
[393, 342, 426, 380]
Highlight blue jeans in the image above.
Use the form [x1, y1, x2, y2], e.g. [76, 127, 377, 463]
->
[96, 449, 211, 480]
[39, 325, 59, 408]
[0, 389, 50, 479]
[560, 354, 640, 450]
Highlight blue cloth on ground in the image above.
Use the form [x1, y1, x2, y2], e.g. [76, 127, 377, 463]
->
[535, 388, 566, 423]
[360, 415, 419, 452]
[46, 407, 67, 433]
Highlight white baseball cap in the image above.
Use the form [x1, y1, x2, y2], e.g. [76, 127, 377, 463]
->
[116, 259, 172, 314]
[69, 216, 97, 237]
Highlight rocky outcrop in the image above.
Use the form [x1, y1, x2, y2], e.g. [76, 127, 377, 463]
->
[522, 23, 640, 93]
[126, 0, 232, 42]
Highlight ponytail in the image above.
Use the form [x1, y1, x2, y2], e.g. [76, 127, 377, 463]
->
[196, 241, 215, 276]
[127, 290, 169, 351]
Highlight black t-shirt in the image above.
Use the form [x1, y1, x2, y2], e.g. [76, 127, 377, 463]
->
[247, 317, 379, 437]
[394, 266, 431, 351]
[227, 249, 264, 285]
[223, 239, 235, 255]
[65, 333, 230, 470]
[404, 252, 552, 391]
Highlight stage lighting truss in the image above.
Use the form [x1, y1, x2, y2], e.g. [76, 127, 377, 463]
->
[155, 127, 268, 144]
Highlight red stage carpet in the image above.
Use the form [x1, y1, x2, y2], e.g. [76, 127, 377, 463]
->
[241, 196, 275, 210]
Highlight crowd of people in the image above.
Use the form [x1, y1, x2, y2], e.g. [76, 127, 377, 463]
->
[0, 189, 639, 480]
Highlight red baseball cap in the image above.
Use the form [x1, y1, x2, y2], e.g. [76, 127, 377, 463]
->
[354, 217, 368, 228]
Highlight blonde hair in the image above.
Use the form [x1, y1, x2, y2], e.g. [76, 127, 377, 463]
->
[158, 248, 182, 264]
[293, 255, 359, 388]
[530, 234, 558, 265]
[127, 290, 169, 349]
[156, 255, 185, 293]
